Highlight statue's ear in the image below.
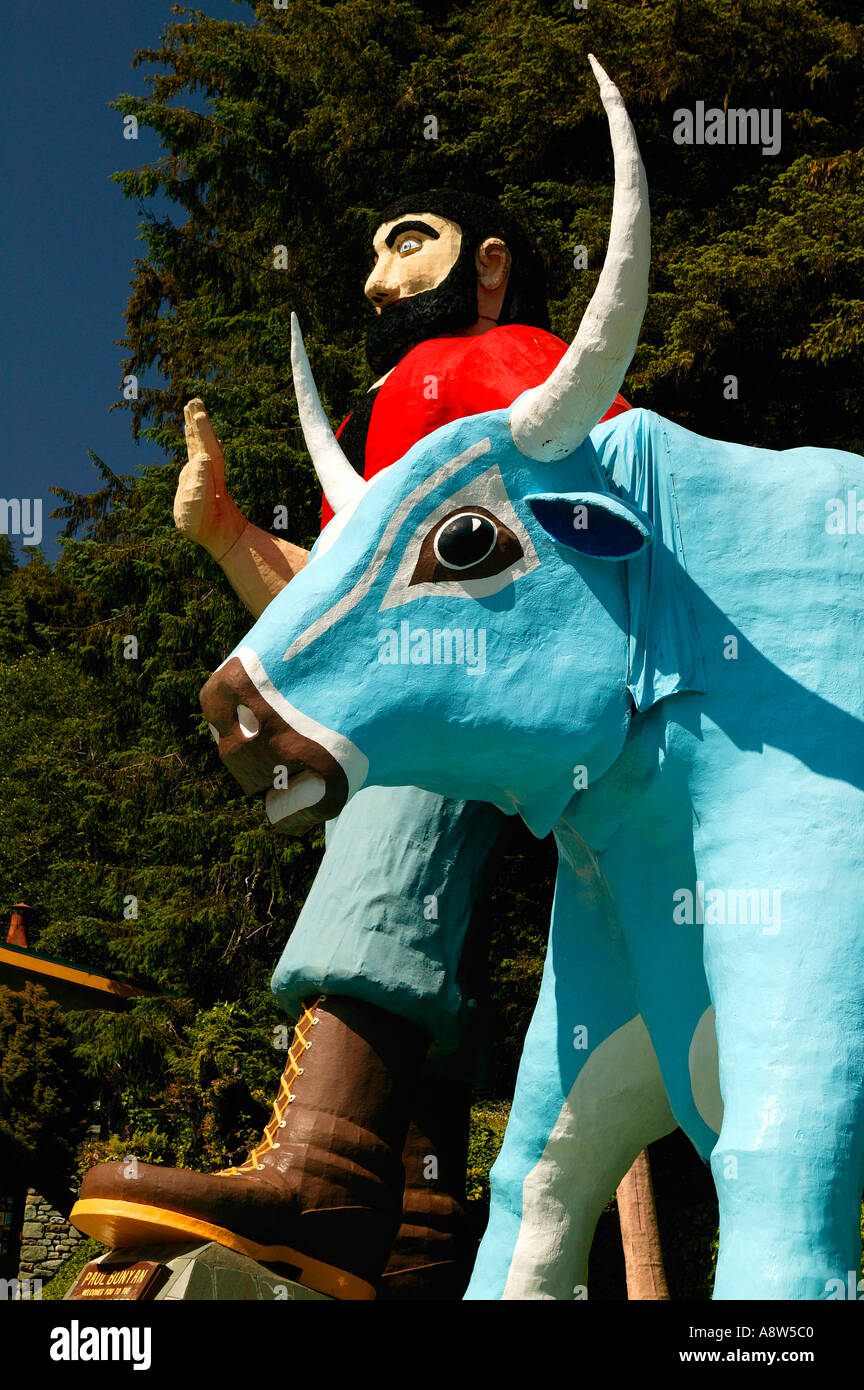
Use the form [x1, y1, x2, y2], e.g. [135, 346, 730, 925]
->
[475, 236, 511, 291]
[527, 491, 654, 561]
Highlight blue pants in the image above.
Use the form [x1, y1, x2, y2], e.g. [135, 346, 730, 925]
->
[271, 785, 507, 1058]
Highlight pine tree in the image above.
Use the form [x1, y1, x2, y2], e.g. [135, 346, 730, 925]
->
[0, 984, 89, 1211]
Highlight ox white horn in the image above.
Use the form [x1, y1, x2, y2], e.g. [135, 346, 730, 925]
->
[509, 54, 650, 462]
[291, 312, 367, 514]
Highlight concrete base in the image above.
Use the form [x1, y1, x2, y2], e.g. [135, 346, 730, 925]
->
[64, 1241, 332, 1301]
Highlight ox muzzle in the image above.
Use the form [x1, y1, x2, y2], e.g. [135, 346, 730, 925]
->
[200, 658, 349, 835]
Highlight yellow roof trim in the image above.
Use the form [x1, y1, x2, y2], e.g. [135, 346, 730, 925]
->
[0, 946, 143, 998]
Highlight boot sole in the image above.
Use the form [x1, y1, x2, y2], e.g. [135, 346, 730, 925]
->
[69, 1198, 376, 1301]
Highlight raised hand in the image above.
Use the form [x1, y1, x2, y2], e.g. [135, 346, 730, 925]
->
[174, 398, 245, 561]
[174, 398, 307, 617]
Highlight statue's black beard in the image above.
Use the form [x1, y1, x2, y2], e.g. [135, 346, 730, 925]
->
[364, 247, 479, 377]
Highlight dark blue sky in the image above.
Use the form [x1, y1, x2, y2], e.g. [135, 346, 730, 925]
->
[1, 0, 249, 558]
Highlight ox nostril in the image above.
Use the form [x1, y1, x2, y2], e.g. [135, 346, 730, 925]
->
[237, 704, 259, 739]
[208, 723, 220, 744]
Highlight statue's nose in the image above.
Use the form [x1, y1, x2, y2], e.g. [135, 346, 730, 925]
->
[364, 261, 398, 309]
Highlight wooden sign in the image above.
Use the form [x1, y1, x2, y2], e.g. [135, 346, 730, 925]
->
[67, 1259, 170, 1301]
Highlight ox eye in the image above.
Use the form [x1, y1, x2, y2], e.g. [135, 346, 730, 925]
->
[410, 507, 523, 586]
[434, 513, 498, 570]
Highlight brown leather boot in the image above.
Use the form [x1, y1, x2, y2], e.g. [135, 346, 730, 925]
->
[71, 996, 427, 1300]
[378, 1078, 475, 1300]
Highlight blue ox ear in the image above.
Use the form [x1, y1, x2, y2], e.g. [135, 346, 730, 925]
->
[527, 491, 654, 561]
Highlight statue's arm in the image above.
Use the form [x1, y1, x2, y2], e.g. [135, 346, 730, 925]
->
[210, 523, 308, 620]
[175, 399, 308, 619]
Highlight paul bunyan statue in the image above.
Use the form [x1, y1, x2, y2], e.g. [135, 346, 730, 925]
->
[74, 57, 864, 1301]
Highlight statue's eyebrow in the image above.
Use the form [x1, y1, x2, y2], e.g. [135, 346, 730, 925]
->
[384, 219, 440, 248]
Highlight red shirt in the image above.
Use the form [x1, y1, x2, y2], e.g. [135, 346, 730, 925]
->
[323, 324, 630, 526]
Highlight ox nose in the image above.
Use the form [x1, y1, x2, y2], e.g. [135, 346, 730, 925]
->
[199, 656, 349, 833]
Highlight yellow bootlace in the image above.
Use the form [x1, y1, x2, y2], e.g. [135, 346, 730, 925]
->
[217, 997, 324, 1177]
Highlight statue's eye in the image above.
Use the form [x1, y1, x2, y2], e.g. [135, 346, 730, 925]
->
[409, 507, 524, 587]
[397, 236, 423, 256]
[433, 513, 498, 570]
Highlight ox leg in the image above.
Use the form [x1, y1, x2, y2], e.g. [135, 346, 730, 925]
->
[465, 834, 676, 1300]
[707, 927, 864, 1300]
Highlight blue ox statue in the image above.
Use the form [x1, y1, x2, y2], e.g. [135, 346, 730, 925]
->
[200, 59, 864, 1300]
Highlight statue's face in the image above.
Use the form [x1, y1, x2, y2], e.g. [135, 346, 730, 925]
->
[364, 213, 463, 310]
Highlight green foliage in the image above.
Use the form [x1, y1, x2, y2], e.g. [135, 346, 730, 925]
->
[40, 1237, 105, 1301]
[81, 999, 285, 1174]
[466, 1100, 509, 1205]
[0, 985, 89, 1195]
[0, 0, 861, 1292]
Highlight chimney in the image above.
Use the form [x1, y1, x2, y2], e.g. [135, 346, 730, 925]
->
[6, 903, 31, 948]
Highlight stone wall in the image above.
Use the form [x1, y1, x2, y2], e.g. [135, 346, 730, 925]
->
[18, 1189, 86, 1285]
